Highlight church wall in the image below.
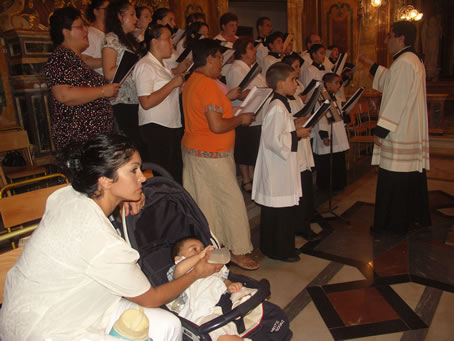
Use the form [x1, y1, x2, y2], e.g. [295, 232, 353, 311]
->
[229, 1, 288, 39]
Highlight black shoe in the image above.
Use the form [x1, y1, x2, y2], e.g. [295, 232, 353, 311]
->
[268, 254, 301, 263]
[299, 230, 321, 241]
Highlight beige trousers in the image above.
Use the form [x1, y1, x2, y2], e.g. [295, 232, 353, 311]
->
[182, 150, 253, 255]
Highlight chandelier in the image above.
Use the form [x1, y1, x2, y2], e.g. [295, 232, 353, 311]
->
[370, 0, 384, 7]
[396, 5, 423, 21]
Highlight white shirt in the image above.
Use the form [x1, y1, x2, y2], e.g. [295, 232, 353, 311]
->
[133, 52, 182, 128]
[175, 37, 186, 55]
[255, 41, 269, 69]
[252, 97, 302, 207]
[83, 26, 105, 75]
[0, 186, 150, 341]
[226, 59, 267, 126]
[214, 33, 238, 77]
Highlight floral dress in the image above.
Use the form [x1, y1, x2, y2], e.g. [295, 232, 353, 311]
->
[45, 46, 113, 152]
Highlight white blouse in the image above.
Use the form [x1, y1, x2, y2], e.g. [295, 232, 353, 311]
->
[83, 26, 105, 75]
[133, 52, 182, 128]
[226, 59, 267, 126]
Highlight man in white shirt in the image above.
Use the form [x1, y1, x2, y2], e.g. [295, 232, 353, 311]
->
[359, 21, 431, 236]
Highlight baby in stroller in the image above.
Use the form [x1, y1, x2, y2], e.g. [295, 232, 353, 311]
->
[124, 163, 293, 340]
[167, 237, 259, 341]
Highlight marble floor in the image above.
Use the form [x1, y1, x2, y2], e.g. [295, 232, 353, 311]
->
[233, 155, 454, 341]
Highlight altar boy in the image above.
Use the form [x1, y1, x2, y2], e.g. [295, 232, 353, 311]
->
[252, 63, 313, 262]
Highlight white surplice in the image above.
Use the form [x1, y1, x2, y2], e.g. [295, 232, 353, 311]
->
[312, 93, 349, 155]
[371, 50, 430, 172]
[252, 97, 302, 207]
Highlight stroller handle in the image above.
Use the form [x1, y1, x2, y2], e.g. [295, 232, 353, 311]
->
[198, 278, 271, 334]
[142, 162, 174, 180]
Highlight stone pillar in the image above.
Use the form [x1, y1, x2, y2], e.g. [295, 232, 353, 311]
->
[287, 0, 304, 53]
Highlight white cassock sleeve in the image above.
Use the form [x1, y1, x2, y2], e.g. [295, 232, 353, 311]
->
[373, 62, 415, 133]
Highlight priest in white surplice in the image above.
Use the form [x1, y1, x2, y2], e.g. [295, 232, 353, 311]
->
[360, 21, 431, 235]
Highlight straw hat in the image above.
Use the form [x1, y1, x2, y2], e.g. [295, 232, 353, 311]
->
[109, 306, 150, 341]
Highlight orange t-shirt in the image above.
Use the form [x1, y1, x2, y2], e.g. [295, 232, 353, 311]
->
[182, 73, 235, 153]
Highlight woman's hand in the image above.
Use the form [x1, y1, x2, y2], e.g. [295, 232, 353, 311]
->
[193, 253, 223, 279]
[102, 83, 120, 99]
[171, 73, 185, 88]
[226, 86, 241, 100]
[323, 137, 330, 146]
[238, 112, 254, 126]
[239, 88, 250, 101]
[123, 192, 145, 216]
[199, 245, 214, 259]
[173, 58, 192, 75]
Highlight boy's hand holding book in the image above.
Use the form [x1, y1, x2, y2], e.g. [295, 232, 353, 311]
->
[296, 127, 311, 138]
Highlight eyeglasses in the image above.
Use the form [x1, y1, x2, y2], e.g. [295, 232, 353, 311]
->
[71, 23, 87, 30]
[97, 7, 108, 10]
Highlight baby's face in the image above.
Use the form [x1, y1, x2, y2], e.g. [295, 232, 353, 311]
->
[179, 239, 204, 258]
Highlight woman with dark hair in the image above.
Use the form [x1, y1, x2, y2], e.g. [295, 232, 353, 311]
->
[44, 6, 119, 154]
[102, 0, 142, 149]
[82, 0, 109, 74]
[151, 7, 191, 74]
[0, 134, 221, 340]
[152, 7, 176, 32]
[175, 21, 209, 55]
[185, 12, 206, 28]
[182, 38, 259, 271]
[214, 12, 238, 47]
[226, 37, 266, 193]
[135, 6, 152, 42]
[133, 24, 185, 183]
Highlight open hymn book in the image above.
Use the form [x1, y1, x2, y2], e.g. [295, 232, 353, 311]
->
[233, 86, 273, 116]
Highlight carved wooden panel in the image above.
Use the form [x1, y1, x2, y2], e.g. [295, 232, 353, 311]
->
[321, 1, 358, 64]
[0, 39, 17, 128]
[169, 0, 221, 37]
[0, 0, 169, 32]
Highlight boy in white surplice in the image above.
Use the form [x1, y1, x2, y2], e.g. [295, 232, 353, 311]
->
[252, 63, 313, 262]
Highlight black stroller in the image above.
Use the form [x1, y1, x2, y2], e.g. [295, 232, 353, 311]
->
[122, 163, 293, 341]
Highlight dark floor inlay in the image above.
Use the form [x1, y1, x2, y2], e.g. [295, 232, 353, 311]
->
[285, 262, 343, 321]
[330, 319, 408, 340]
[307, 286, 345, 328]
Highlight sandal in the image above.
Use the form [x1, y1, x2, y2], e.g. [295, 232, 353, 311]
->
[241, 181, 252, 194]
[230, 254, 260, 271]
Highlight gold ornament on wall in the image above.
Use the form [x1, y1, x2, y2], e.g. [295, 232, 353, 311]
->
[0, 0, 169, 33]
